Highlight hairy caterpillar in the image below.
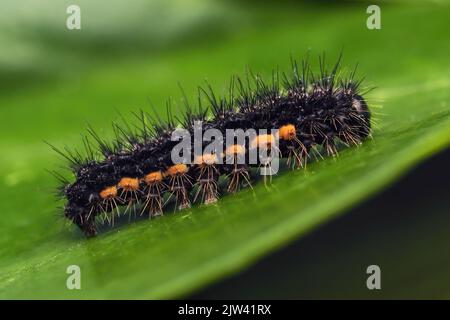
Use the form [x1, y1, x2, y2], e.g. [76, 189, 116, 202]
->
[50, 55, 372, 237]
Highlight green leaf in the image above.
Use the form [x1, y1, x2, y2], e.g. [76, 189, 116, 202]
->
[0, 2, 449, 298]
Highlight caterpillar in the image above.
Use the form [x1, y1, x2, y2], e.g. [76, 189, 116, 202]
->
[50, 55, 372, 237]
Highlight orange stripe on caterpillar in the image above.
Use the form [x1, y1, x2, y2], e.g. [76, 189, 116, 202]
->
[165, 164, 189, 177]
[225, 144, 245, 156]
[118, 177, 140, 191]
[143, 171, 163, 184]
[99, 186, 118, 199]
[279, 124, 296, 141]
[250, 134, 276, 149]
[195, 153, 219, 166]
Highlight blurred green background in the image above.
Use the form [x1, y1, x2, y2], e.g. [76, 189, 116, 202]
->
[0, 0, 449, 299]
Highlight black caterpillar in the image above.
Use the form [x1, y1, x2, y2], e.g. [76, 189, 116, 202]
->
[50, 55, 372, 237]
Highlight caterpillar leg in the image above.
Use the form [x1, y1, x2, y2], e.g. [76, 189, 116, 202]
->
[119, 190, 141, 218]
[194, 166, 220, 204]
[322, 135, 338, 157]
[171, 179, 191, 210]
[259, 146, 281, 187]
[78, 220, 97, 238]
[227, 164, 252, 193]
[193, 154, 221, 204]
[142, 171, 166, 217]
[141, 183, 165, 217]
[286, 142, 309, 169]
[223, 144, 251, 193]
[69, 205, 97, 237]
[98, 186, 121, 226]
[279, 124, 310, 169]
[166, 164, 192, 210]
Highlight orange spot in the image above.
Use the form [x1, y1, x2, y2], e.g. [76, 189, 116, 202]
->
[195, 153, 218, 166]
[279, 124, 296, 141]
[225, 144, 245, 156]
[144, 171, 163, 184]
[99, 186, 118, 199]
[165, 164, 188, 177]
[118, 177, 139, 191]
[250, 134, 276, 149]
